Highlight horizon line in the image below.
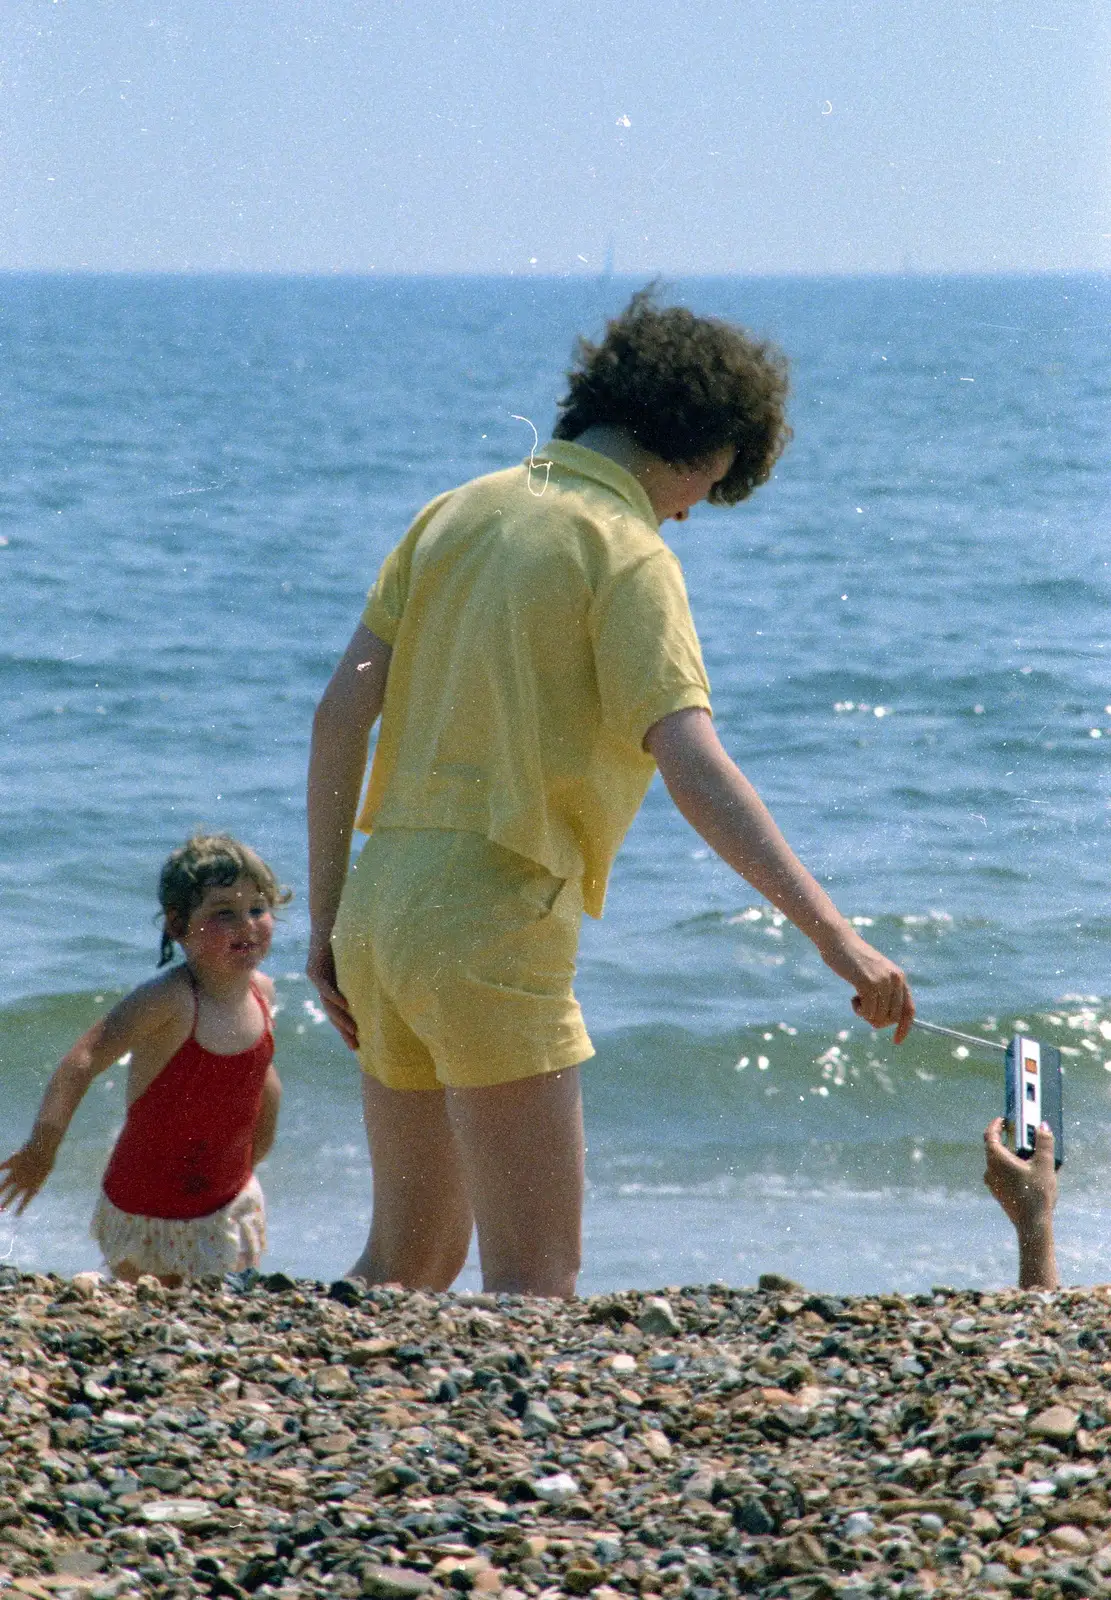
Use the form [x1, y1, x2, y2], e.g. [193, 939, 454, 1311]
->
[0, 265, 1106, 282]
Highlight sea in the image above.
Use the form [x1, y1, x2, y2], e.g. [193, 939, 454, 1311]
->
[3, 271, 1110, 1295]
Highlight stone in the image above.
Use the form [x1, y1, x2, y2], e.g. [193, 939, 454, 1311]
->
[681, 1468, 718, 1502]
[768, 1532, 827, 1575]
[640, 1428, 672, 1462]
[4, 1267, 1111, 1600]
[262, 1271, 297, 1291]
[1029, 1405, 1080, 1443]
[564, 1557, 606, 1593]
[138, 1466, 187, 1492]
[69, 1272, 104, 1298]
[99, 1409, 144, 1431]
[532, 1471, 580, 1506]
[734, 1496, 776, 1536]
[61, 1482, 110, 1508]
[521, 1400, 559, 1435]
[1046, 1524, 1092, 1554]
[312, 1362, 356, 1398]
[348, 1337, 398, 1365]
[53, 1548, 106, 1577]
[636, 1298, 681, 1336]
[361, 1568, 434, 1599]
[139, 1498, 216, 1525]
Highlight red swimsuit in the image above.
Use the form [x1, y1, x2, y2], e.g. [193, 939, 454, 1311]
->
[101, 978, 274, 1221]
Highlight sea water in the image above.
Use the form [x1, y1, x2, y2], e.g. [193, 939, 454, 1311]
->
[2, 271, 1110, 1292]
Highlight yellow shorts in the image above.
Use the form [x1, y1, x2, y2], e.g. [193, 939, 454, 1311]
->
[331, 828, 594, 1090]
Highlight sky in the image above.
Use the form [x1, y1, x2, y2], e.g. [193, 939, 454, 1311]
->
[1, 0, 1108, 276]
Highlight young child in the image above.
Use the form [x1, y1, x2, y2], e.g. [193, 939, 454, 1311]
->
[0, 835, 287, 1286]
[307, 290, 914, 1298]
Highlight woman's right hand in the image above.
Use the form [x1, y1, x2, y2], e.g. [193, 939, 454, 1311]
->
[306, 930, 360, 1051]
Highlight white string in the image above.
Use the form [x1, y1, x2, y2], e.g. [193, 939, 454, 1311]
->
[511, 414, 552, 497]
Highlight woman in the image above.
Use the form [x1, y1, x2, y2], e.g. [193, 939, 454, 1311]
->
[306, 291, 914, 1296]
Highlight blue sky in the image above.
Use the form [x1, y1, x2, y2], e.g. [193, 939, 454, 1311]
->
[2, 0, 1108, 274]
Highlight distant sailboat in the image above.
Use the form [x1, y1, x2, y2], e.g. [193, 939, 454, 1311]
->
[601, 241, 615, 281]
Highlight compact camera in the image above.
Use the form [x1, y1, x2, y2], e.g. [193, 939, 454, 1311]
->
[1004, 1034, 1063, 1168]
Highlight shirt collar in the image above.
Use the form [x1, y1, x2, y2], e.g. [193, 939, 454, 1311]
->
[532, 440, 659, 530]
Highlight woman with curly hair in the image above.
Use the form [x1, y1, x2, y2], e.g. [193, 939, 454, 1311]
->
[307, 291, 914, 1296]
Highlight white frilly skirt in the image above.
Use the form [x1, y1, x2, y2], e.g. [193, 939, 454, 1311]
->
[91, 1174, 266, 1279]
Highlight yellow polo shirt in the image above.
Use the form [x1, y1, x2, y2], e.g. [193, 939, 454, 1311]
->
[355, 441, 711, 917]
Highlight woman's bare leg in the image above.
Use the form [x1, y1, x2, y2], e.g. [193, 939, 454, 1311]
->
[348, 1074, 474, 1290]
[445, 1067, 584, 1297]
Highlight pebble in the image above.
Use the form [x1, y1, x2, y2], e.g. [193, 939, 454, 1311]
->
[5, 1268, 1111, 1596]
[532, 1473, 580, 1506]
[635, 1297, 680, 1337]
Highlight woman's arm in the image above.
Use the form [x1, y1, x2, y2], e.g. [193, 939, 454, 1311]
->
[306, 623, 392, 1048]
[645, 707, 914, 1041]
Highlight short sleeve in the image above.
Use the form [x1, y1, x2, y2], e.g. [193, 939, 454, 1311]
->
[360, 490, 455, 646]
[591, 549, 712, 753]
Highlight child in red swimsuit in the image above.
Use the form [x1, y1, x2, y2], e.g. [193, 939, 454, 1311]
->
[0, 835, 288, 1286]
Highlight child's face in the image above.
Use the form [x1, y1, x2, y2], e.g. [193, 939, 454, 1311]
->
[178, 876, 274, 974]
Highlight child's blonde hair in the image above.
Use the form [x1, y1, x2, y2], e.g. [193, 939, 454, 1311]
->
[157, 834, 291, 966]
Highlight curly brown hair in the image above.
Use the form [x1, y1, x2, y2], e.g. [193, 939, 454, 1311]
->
[157, 833, 291, 966]
[553, 289, 791, 505]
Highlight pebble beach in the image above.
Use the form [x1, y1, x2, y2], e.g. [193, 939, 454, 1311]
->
[4, 1268, 1111, 1599]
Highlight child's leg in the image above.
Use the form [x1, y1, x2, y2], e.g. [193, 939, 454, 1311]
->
[445, 1066, 584, 1297]
[109, 1258, 184, 1290]
[349, 1073, 474, 1290]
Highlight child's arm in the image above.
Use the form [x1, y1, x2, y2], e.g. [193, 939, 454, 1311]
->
[307, 622, 392, 1049]
[645, 707, 914, 1041]
[0, 981, 180, 1215]
[983, 1117, 1059, 1290]
[252, 1066, 282, 1167]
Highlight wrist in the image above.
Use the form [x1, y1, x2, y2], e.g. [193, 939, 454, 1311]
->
[28, 1126, 61, 1160]
[812, 916, 864, 965]
[1014, 1204, 1054, 1244]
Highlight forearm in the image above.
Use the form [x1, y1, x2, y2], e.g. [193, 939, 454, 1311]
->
[647, 710, 912, 1039]
[660, 738, 850, 953]
[28, 1058, 96, 1159]
[307, 626, 390, 937]
[1017, 1223, 1058, 1291]
[252, 1073, 281, 1165]
[984, 1121, 1058, 1291]
[252, 1122, 277, 1165]
[307, 698, 371, 935]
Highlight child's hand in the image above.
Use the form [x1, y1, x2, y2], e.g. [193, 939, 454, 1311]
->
[983, 1116, 1057, 1231]
[0, 1141, 55, 1214]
